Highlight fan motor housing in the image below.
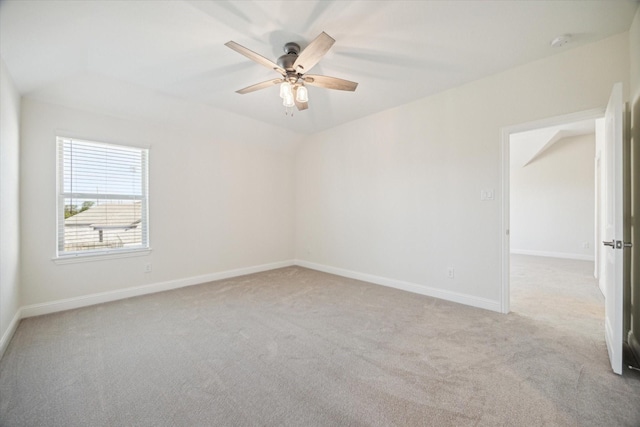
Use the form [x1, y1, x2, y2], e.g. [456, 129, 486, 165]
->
[277, 42, 301, 71]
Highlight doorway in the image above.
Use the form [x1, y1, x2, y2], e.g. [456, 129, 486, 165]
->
[508, 117, 601, 327]
[500, 108, 605, 314]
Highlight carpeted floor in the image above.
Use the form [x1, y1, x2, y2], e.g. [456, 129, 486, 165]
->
[1, 257, 639, 426]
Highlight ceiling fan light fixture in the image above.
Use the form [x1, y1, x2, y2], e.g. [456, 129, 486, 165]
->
[283, 93, 295, 108]
[296, 85, 309, 103]
[279, 81, 292, 99]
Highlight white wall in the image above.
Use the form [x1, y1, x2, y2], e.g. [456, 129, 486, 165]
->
[510, 134, 595, 260]
[628, 6, 640, 361]
[0, 59, 21, 355]
[19, 98, 300, 307]
[295, 33, 630, 310]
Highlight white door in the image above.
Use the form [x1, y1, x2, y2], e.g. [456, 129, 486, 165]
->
[602, 82, 624, 375]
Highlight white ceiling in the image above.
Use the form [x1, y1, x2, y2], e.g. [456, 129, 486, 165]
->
[1, 0, 637, 134]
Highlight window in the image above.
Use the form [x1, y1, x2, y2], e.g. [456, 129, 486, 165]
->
[56, 137, 149, 258]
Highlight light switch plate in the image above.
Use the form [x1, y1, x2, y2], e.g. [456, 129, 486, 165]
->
[480, 189, 495, 201]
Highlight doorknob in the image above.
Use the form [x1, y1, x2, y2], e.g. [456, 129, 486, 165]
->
[603, 240, 633, 249]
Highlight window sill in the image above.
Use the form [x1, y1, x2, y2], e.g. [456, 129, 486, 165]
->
[52, 248, 152, 265]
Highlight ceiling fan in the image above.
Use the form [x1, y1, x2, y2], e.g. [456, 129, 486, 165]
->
[225, 32, 358, 113]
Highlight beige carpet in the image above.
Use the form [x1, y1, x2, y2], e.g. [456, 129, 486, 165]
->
[1, 258, 639, 426]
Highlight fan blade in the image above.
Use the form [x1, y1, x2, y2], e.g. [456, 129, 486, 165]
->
[295, 99, 309, 111]
[293, 87, 309, 111]
[292, 32, 335, 73]
[303, 75, 358, 91]
[236, 78, 283, 94]
[225, 41, 286, 75]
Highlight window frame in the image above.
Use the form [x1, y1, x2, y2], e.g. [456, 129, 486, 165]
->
[54, 136, 151, 262]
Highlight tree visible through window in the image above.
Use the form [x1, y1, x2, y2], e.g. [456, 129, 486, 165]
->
[57, 137, 149, 256]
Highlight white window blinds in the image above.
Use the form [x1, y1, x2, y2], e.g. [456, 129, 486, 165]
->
[57, 137, 149, 257]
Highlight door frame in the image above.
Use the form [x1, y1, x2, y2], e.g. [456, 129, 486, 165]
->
[500, 108, 605, 314]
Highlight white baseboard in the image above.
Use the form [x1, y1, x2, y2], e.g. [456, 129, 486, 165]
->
[295, 259, 501, 313]
[0, 308, 22, 359]
[510, 249, 594, 261]
[20, 260, 295, 319]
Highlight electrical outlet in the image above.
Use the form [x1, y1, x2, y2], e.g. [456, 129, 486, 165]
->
[582, 242, 590, 249]
[447, 267, 455, 279]
[145, 263, 152, 273]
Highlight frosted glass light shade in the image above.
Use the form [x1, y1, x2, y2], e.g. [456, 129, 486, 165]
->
[279, 82, 292, 99]
[296, 85, 308, 102]
[283, 93, 294, 108]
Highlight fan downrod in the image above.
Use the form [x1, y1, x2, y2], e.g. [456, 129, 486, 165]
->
[283, 42, 300, 55]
